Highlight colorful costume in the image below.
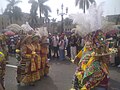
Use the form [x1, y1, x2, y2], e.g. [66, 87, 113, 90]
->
[0, 35, 8, 62]
[0, 52, 6, 90]
[40, 36, 50, 76]
[71, 30, 111, 90]
[32, 36, 41, 80]
[16, 36, 39, 85]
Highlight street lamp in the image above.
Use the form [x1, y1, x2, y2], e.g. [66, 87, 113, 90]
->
[57, 4, 68, 33]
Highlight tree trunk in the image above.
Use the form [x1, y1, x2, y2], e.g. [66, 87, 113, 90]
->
[38, 0, 41, 18]
[38, 0, 42, 26]
[83, 0, 85, 13]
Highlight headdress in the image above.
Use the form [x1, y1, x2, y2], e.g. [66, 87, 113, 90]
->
[35, 27, 48, 38]
[69, 2, 116, 56]
[35, 27, 48, 44]
[21, 35, 32, 45]
[32, 35, 40, 42]
[21, 22, 34, 33]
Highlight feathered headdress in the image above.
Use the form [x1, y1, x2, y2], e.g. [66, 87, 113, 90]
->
[69, 2, 104, 37]
[21, 22, 34, 33]
[69, 2, 116, 56]
[35, 27, 48, 38]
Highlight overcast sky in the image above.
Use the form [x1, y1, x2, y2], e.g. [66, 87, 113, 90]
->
[0, 0, 120, 20]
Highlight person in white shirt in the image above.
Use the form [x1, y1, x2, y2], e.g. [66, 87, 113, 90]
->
[52, 35, 59, 58]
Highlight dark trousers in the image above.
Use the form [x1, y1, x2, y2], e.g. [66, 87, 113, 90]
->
[115, 56, 120, 66]
[66, 46, 71, 58]
[53, 46, 58, 57]
[48, 46, 51, 59]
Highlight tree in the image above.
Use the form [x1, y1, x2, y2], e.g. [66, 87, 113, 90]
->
[75, 0, 95, 13]
[4, 0, 22, 24]
[28, 0, 38, 29]
[38, 0, 51, 25]
[13, 6, 22, 23]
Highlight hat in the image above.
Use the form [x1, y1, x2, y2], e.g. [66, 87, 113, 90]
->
[21, 35, 32, 45]
[86, 30, 117, 56]
[32, 35, 40, 41]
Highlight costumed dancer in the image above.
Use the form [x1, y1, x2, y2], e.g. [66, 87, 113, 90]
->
[16, 35, 38, 85]
[0, 35, 8, 63]
[35, 27, 50, 77]
[36, 27, 49, 76]
[40, 36, 50, 76]
[31, 35, 41, 80]
[0, 52, 6, 90]
[71, 30, 111, 90]
[69, 2, 118, 90]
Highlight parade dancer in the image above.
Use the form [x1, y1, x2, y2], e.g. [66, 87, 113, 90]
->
[0, 52, 6, 90]
[16, 35, 38, 86]
[32, 35, 41, 80]
[40, 36, 50, 76]
[70, 30, 115, 90]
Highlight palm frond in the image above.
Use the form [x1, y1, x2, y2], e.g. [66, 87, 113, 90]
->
[89, 0, 95, 3]
[6, 0, 12, 3]
[79, 0, 84, 9]
[39, 0, 48, 4]
[14, 0, 22, 5]
[86, 0, 89, 9]
[43, 5, 51, 12]
[75, 0, 79, 6]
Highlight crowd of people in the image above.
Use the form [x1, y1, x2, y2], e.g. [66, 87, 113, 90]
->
[48, 33, 83, 60]
[106, 33, 120, 67]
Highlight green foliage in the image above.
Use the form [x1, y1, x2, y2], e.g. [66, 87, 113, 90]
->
[4, 0, 22, 24]
[75, 0, 95, 13]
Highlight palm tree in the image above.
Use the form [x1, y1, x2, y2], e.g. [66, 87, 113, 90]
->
[13, 6, 22, 23]
[38, 0, 51, 24]
[75, 0, 95, 13]
[28, 0, 38, 28]
[4, 0, 22, 23]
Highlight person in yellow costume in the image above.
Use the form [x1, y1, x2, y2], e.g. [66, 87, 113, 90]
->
[16, 35, 38, 86]
[71, 30, 110, 90]
[31, 35, 41, 80]
[40, 36, 50, 76]
[0, 52, 6, 90]
[0, 35, 8, 63]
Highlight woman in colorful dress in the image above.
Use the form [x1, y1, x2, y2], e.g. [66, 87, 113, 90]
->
[16, 35, 38, 85]
[0, 52, 6, 90]
[31, 35, 41, 80]
[40, 36, 50, 76]
[71, 30, 110, 90]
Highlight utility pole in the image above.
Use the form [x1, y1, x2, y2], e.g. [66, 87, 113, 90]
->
[57, 4, 68, 33]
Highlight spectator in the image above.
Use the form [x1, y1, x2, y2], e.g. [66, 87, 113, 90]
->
[52, 35, 59, 58]
[59, 35, 65, 60]
[70, 34, 77, 60]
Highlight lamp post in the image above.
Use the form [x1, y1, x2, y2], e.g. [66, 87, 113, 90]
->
[57, 4, 68, 33]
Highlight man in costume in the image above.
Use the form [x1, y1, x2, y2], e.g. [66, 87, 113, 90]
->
[71, 30, 111, 90]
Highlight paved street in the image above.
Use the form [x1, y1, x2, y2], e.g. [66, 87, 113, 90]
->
[4, 56, 120, 90]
